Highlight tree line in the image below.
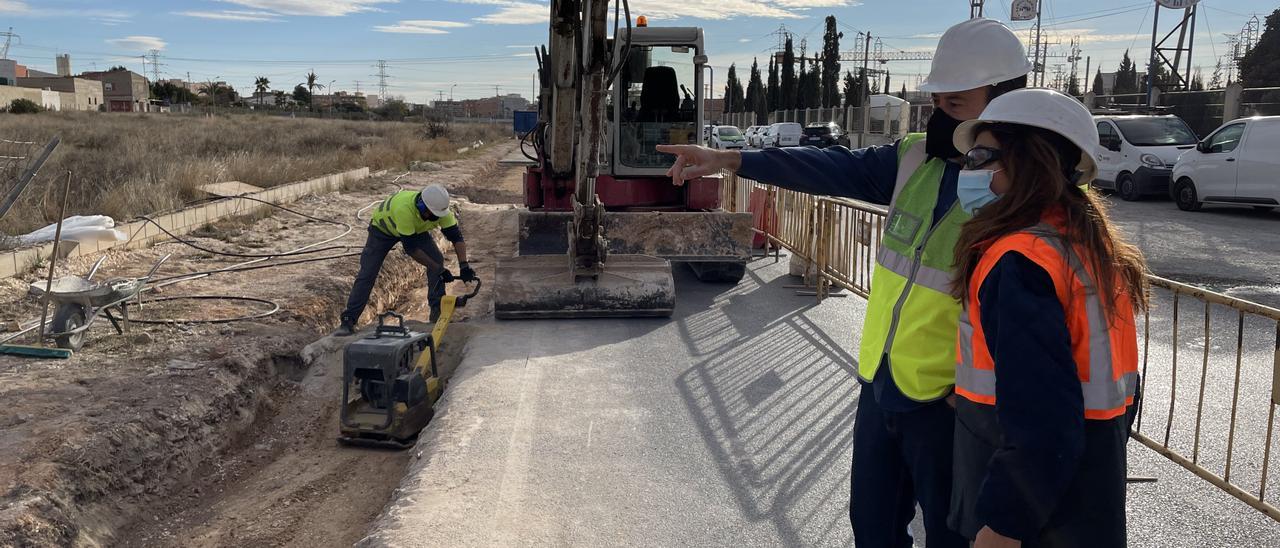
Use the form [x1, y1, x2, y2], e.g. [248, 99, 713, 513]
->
[721, 15, 901, 123]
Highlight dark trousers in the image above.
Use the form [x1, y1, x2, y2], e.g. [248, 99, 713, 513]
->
[851, 386, 967, 548]
[341, 226, 444, 325]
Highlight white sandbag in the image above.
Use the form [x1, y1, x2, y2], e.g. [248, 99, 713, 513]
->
[18, 215, 127, 246]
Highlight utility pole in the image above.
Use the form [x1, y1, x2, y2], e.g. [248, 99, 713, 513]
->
[494, 84, 501, 97]
[373, 60, 390, 97]
[1032, 2, 1043, 87]
[0, 27, 19, 60]
[1067, 37, 1082, 94]
[857, 32, 871, 106]
[354, 80, 361, 94]
[147, 49, 163, 84]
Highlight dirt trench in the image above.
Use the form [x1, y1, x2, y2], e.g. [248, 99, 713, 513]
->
[0, 143, 526, 547]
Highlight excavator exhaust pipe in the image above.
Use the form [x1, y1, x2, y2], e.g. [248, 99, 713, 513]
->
[494, 254, 675, 319]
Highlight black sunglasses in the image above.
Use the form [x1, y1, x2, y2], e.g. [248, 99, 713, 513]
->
[963, 146, 1003, 171]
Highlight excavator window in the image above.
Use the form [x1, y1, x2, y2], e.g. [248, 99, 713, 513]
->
[616, 45, 699, 169]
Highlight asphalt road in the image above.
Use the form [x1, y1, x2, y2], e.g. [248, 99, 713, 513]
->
[361, 254, 1280, 546]
[1105, 195, 1280, 307]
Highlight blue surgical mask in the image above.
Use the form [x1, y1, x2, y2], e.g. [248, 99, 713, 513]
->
[957, 169, 1003, 214]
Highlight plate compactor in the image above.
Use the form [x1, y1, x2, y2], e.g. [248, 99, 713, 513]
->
[338, 280, 480, 449]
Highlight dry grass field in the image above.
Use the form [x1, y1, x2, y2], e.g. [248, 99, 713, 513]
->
[0, 111, 505, 236]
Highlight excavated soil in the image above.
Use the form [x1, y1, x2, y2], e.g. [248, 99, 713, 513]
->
[0, 142, 525, 547]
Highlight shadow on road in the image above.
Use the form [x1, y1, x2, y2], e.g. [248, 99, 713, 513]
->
[674, 257, 860, 546]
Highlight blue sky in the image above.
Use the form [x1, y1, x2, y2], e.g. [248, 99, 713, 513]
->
[0, 0, 1272, 101]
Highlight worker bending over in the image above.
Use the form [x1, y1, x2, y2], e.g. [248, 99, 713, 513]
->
[334, 184, 475, 336]
[948, 88, 1144, 547]
[659, 18, 1030, 548]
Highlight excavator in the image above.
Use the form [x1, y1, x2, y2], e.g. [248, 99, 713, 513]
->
[494, 1, 754, 319]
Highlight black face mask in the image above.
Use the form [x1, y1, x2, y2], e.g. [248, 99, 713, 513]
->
[925, 108, 963, 160]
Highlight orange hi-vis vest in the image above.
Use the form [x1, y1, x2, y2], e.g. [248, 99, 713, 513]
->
[955, 220, 1139, 420]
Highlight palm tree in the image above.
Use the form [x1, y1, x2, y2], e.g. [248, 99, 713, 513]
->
[254, 76, 271, 95]
[305, 70, 323, 110]
[200, 82, 229, 106]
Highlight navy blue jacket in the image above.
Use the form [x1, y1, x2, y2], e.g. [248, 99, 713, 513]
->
[949, 252, 1128, 546]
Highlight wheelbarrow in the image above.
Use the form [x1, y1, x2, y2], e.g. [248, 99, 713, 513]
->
[29, 254, 171, 351]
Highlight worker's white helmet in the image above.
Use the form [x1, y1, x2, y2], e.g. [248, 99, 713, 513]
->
[953, 88, 1100, 183]
[420, 184, 451, 217]
[918, 18, 1033, 93]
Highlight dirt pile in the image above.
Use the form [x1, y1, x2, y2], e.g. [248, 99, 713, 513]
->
[0, 142, 523, 547]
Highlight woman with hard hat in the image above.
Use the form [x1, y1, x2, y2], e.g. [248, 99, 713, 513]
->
[334, 184, 475, 335]
[947, 88, 1146, 547]
[659, 18, 1031, 547]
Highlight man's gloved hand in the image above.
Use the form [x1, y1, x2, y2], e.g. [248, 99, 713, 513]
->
[440, 269, 456, 283]
[459, 262, 477, 282]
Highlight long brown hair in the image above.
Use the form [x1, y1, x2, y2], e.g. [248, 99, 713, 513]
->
[951, 123, 1149, 316]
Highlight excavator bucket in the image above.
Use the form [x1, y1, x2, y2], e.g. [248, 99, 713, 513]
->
[494, 254, 676, 319]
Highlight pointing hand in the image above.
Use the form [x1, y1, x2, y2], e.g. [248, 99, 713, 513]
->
[655, 145, 742, 186]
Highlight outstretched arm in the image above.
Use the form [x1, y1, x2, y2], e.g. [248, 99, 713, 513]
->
[656, 143, 901, 206]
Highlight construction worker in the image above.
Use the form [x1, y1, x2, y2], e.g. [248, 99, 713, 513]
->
[658, 18, 1031, 548]
[947, 88, 1144, 547]
[334, 184, 475, 336]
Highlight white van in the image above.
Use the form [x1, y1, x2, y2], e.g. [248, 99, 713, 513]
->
[1171, 116, 1280, 212]
[763, 122, 803, 148]
[1092, 115, 1199, 200]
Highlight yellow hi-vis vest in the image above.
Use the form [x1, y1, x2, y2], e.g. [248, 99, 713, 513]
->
[369, 190, 458, 237]
[856, 133, 972, 401]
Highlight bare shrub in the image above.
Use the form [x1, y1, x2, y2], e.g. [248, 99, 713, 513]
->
[0, 112, 507, 235]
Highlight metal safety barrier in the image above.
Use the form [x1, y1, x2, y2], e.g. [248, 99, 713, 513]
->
[722, 172, 1280, 523]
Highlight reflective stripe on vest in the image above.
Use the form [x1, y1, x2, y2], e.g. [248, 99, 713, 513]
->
[855, 133, 973, 401]
[955, 223, 1139, 420]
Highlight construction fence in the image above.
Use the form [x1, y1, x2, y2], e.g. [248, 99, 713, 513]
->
[721, 172, 1280, 523]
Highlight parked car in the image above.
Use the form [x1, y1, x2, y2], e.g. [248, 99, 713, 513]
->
[1092, 115, 1198, 201]
[744, 125, 766, 148]
[763, 122, 803, 148]
[709, 125, 746, 150]
[1171, 116, 1280, 212]
[801, 122, 849, 148]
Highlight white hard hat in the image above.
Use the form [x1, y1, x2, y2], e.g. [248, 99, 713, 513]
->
[918, 18, 1033, 93]
[953, 88, 1100, 183]
[420, 184, 450, 217]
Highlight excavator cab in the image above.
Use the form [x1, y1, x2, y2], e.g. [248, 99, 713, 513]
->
[612, 39, 703, 175]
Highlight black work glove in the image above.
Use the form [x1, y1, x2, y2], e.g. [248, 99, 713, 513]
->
[459, 262, 477, 282]
[440, 269, 456, 283]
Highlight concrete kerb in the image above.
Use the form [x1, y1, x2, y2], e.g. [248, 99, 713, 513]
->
[0, 167, 370, 280]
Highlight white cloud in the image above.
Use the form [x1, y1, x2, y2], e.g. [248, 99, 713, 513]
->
[738, 38, 752, 43]
[505, 44, 537, 48]
[474, 2, 547, 25]
[176, 10, 282, 22]
[106, 35, 167, 52]
[454, 0, 845, 25]
[217, 0, 396, 17]
[374, 20, 470, 34]
[1032, 28, 1147, 45]
[0, 1, 131, 23]
[0, 0, 30, 14]
[772, 0, 857, 7]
